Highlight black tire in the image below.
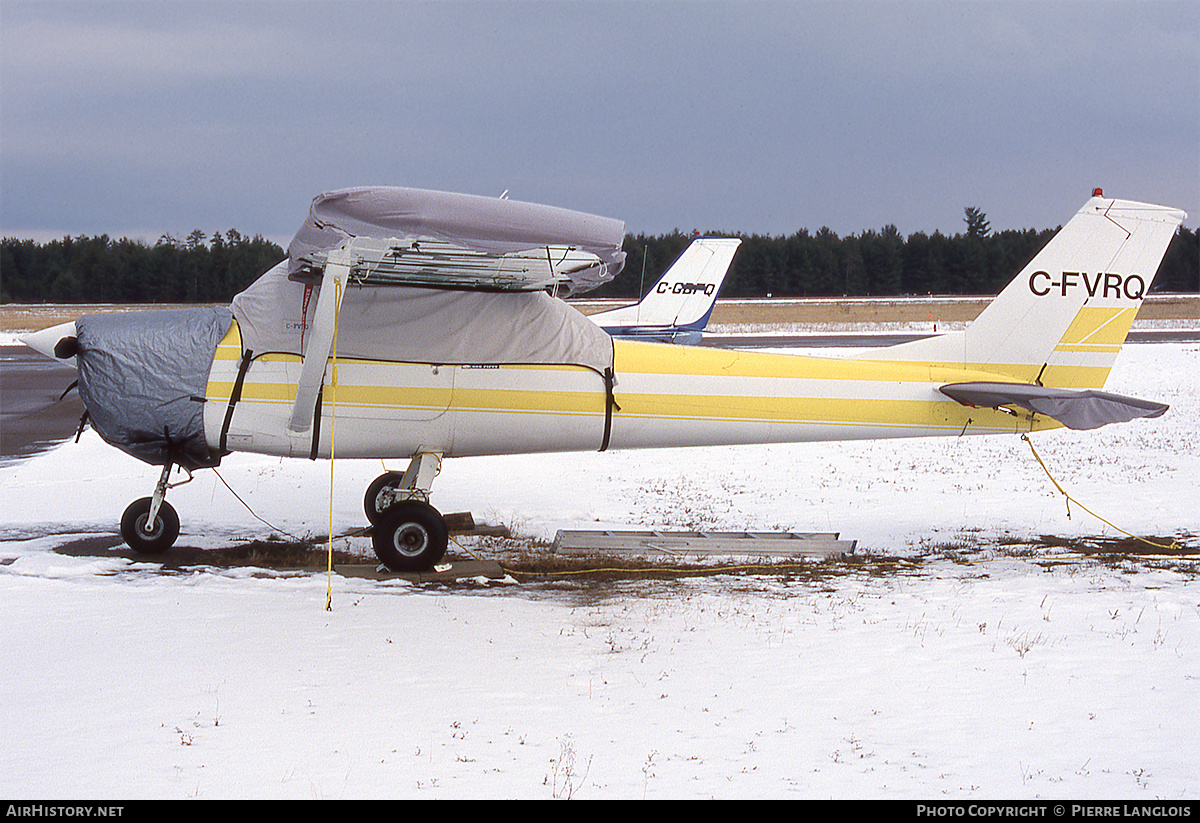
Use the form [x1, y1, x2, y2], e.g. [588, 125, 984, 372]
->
[372, 500, 448, 572]
[120, 497, 180, 554]
[364, 472, 405, 525]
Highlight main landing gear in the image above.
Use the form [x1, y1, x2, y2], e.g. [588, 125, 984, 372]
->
[364, 452, 448, 572]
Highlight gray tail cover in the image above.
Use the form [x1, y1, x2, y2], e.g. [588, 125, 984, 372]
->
[939, 381, 1168, 431]
[75, 307, 233, 469]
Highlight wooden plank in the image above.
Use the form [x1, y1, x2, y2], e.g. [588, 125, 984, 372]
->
[552, 530, 855, 559]
[444, 512, 511, 537]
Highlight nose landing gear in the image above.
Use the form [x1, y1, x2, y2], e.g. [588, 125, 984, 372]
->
[120, 463, 182, 554]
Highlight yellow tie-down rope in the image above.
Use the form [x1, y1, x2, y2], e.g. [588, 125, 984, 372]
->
[1021, 433, 1180, 552]
[326, 280, 343, 611]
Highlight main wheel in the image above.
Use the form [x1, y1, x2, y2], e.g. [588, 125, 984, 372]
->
[120, 497, 180, 554]
[372, 500, 448, 572]
[364, 471, 405, 525]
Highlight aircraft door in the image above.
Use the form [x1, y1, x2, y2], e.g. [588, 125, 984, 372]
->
[326, 360, 456, 423]
[209, 354, 458, 460]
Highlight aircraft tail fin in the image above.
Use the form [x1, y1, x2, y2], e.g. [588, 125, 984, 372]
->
[590, 237, 741, 344]
[870, 193, 1186, 388]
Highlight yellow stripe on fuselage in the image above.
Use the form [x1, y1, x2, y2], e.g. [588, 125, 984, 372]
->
[611, 338, 1027, 390]
[210, 370, 602, 419]
[613, 339, 940, 382]
[609, 339, 1053, 436]
[205, 321, 1058, 458]
[608, 337, 1103, 389]
[212, 322, 242, 359]
[207, 322, 604, 422]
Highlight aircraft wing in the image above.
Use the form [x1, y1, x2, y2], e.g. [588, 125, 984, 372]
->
[287, 186, 626, 296]
[939, 381, 1168, 430]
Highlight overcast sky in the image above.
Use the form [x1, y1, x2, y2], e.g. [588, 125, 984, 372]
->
[2, 0, 1197, 247]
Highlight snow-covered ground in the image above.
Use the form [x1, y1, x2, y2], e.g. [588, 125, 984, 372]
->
[1, 340, 1197, 799]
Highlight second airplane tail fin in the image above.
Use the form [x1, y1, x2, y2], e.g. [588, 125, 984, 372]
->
[869, 192, 1186, 389]
[590, 237, 741, 344]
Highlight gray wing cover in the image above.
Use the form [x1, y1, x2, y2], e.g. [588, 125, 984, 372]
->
[288, 186, 626, 295]
[75, 307, 233, 468]
[939, 381, 1168, 431]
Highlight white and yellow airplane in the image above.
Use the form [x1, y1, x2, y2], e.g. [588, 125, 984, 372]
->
[21, 187, 1184, 571]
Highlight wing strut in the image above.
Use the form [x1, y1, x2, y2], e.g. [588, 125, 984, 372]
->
[288, 248, 350, 434]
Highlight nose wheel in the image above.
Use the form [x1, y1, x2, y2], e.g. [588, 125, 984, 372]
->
[120, 463, 182, 554]
[120, 497, 180, 554]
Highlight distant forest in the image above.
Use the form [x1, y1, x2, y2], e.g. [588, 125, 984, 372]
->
[2, 210, 1197, 304]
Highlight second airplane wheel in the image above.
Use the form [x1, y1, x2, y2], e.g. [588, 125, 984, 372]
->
[372, 500, 448, 572]
[364, 471, 405, 525]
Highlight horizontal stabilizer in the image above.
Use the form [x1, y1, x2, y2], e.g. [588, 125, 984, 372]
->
[939, 381, 1168, 430]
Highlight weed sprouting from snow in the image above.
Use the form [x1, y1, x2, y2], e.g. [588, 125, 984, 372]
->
[548, 735, 592, 799]
[1006, 629, 1047, 659]
[1129, 767, 1152, 789]
[641, 749, 657, 799]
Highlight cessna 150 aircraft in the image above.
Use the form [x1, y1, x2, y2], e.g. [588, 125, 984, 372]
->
[21, 186, 1184, 571]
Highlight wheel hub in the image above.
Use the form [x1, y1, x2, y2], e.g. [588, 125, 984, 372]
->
[393, 523, 430, 557]
[137, 514, 164, 539]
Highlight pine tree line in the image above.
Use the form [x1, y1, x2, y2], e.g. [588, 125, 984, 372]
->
[1, 231, 285, 304]
[2, 212, 1196, 303]
[605, 214, 1197, 299]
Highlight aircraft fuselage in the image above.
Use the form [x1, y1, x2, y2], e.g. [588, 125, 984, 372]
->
[204, 322, 1047, 463]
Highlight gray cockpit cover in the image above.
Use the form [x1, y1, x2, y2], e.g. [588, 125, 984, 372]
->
[232, 261, 615, 373]
[288, 186, 626, 295]
[234, 186, 622, 373]
[75, 307, 233, 468]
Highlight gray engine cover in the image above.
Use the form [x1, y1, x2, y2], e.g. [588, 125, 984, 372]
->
[75, 307, 233, 469]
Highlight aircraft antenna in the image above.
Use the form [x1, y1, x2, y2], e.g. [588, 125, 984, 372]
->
[637, 243, 648, 322]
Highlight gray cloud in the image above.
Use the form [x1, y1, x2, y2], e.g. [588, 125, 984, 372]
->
[2, 0, 1196, 246]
